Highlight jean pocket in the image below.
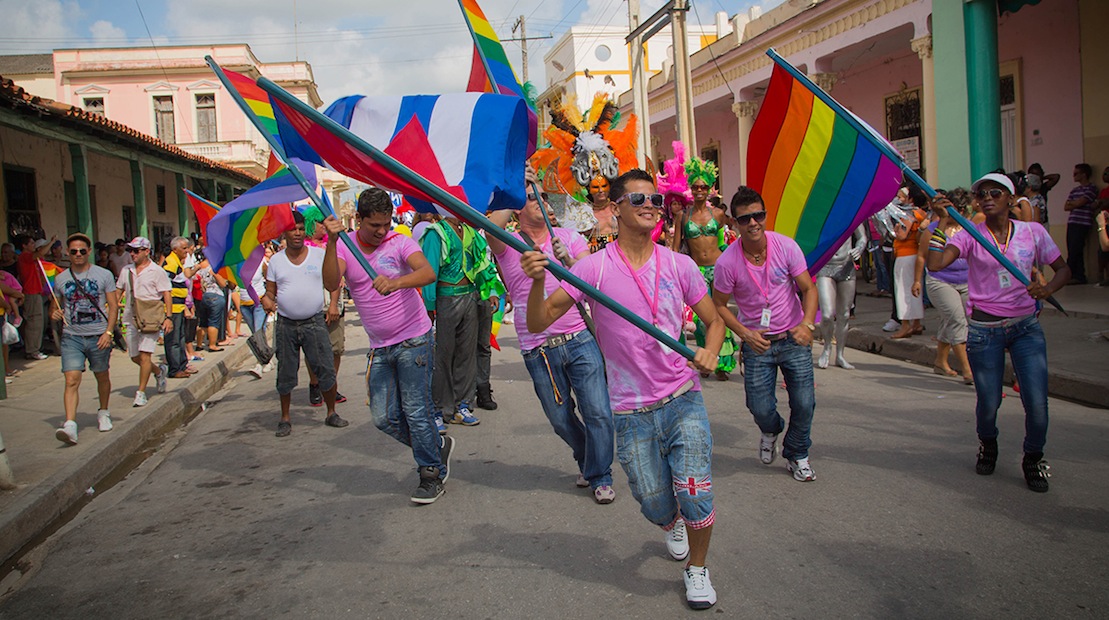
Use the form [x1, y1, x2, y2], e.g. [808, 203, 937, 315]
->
[965, 328, 989, 353]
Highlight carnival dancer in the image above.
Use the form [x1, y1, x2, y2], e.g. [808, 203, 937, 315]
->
[321, 192, 452, 504]
[523, 169, 725, 609]
[713, 187, 820, 482]
[488, 176, 617, 505]
[927, 173, 1069, 492]
[815, 226, 866, 369]
[667, 146, 738, 380]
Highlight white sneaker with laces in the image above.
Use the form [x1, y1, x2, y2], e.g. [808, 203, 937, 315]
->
[683, 565, 717, 610]
[760, 432, 778, 465]
[248, 363, 263, 379]
[55, 420, 78, 445]
[882, 319, 900, 332]
[789, 457, 816, 482]
[97, 409, 113, 432]
[665, 518, 689, 561]
[156, 363, 168, 394]
[133, 391, 148, 407]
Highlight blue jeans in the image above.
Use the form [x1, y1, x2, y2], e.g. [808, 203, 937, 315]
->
[869, 242, 891, 293]
[367, 330, 444, 478]
[966, 315, 1049, 454]
[522, 331, 614, 488]
[240, 304, 266, 335]
[163, 312, 187, 374]
[742, 335, 816, 461]
[615, 391, 715, 530]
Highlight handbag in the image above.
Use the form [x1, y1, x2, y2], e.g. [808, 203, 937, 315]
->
[1, 320, 18, 345]
[246, 319, 274, 365]
[128, 269, 166, 333]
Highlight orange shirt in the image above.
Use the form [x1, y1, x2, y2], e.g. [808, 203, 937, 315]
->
[892, 209, 925, 257]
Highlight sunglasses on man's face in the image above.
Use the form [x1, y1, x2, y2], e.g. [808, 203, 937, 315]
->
[526, 193, 549, 202]
[127, 248, 145, 254]
[615, 192, 665, 208]
[975, 188, 1006, 200]
[735, 211, 768, 225]
[68, 248, 89, 256]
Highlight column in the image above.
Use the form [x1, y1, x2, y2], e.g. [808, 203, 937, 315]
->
[68, 144, 94, 240]
[911, 35, 939, 186]
[964, 0, 1002, 178]
[732, 100, 759, 186]
[130, 160, 148, 238]
[176, 173, 189, 237]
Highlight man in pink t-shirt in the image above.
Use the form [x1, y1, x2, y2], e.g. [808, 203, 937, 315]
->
[523, 169, 725, 610]
[321, 190, 452, 505]
[488, 183, 616, 505]
[713, 186, 819, 483]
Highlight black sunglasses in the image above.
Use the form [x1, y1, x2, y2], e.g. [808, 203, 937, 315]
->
[975, 188, 1006, 200]
[615, 192, 665, 208]
[127, 247, 145, 253]
[527, 192, 549, 202]
[68, 248, 89, 256]
[735, 211, 768, 225]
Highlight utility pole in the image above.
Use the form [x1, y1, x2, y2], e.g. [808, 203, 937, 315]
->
[508, 16, 551, 86]
[628, 0, 651, 168]
[671, 0, 697, 150]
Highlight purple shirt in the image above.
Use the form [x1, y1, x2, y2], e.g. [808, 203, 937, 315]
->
[713, 231, 807, 335]
[338, 233, 432, 348]
[1066, 184, 1098, 226]
[560, 243, 707, 412]
[927, 223, 968, 286]
[948, 221, 1061, 317]
[492, 227, 589, 351]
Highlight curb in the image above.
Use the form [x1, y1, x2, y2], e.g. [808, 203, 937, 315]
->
[0, 344, 254, 566]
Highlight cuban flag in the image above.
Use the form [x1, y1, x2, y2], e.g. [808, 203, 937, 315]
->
[274, 92, 528, 216]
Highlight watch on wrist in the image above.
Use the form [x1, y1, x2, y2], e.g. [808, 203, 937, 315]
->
[803, 322, 816, 331]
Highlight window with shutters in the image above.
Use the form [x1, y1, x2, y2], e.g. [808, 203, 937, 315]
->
[196, 93, 217, 142]
[153, 96, 175, 144]
[83, 97, 105, 116]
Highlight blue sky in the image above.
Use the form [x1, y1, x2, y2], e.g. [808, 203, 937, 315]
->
[0, 0, 782, 103]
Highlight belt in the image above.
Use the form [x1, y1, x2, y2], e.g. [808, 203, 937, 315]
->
[615, 380, 694, 415]
[544, 329, 586, 349]
[968, 312, 1035, 328]
[764, 332, 789, 341]
[438, 282, 476, 297]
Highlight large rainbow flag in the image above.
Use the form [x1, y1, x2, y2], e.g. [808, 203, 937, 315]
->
[459, 0, 538, 156]
[205, 163, 306, 274]
[746, 59, 902, 272]
[183, 189, 256, 294]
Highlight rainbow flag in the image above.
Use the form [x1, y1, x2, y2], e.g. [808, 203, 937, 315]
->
[489, 294, 505, 351]
[459, 0, 538, 156]
[184, 190, 220, 237]
[39, 260, 59, 291]
[746, 60, 902, 272]
[225, 68, 283, 151]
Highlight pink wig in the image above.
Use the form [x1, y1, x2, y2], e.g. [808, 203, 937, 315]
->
[656, 141, 692, 206]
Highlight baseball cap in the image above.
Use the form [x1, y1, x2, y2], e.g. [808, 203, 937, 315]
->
[33, 238, 50, 249]
[971, 172, 1015, 194]
[126, 236, 152, 250]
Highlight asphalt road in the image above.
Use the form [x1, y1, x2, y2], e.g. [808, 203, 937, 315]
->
[1, 317, 1106, 618]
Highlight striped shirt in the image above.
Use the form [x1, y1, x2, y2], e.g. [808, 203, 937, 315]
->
[1066, 184, 1098, 226]
[162, 252, 189, 314]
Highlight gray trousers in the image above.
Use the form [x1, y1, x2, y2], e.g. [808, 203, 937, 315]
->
[20, 293, 44, 356]
[433, 291, 479, 413]
[476, 297, 494, 389]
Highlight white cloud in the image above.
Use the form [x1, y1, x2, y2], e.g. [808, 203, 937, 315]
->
[0, 0, 81, 52]
[89, 20, 127, 45]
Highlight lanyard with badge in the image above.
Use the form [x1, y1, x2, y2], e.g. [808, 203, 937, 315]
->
[744, 236, 774, 328]
[988, 222, 1015, 289]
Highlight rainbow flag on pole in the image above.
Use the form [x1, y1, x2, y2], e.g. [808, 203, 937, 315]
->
[224, 68, 283, 150]
[746, 60, 902, 272]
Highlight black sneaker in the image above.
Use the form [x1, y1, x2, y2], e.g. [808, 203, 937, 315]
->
[334, 391, 348, 404]
[309, 383, 323, 407]
[476, 384, 498, 410]
[976, 439, 998, 475]
[411, 466, 444, 504]
[440, 435, 455, 483]
[1022, 452, 1050, 493]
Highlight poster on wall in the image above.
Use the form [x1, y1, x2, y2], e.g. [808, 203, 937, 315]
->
[892, 136, 921, 171]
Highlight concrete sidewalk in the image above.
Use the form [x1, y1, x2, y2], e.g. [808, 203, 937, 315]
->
[0, 332, 255, 566]
[842, 282, 1109, 409]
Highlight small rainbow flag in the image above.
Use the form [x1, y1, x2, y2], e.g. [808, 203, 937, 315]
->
[489, 294, 505, 351]
[39, 260, 59, 290]
[459, 0, 538, 156]
[746, 59, 902, 272]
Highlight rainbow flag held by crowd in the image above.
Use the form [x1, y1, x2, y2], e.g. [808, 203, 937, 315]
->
[185, 190, 221, 235]
[39, 260, 59, 291]
[459, 0, 538, 156]
[746, 58, 902, 272]
[489, 294, 505, 351]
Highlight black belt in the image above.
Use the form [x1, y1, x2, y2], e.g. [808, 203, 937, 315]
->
[764, 332, 789, 341]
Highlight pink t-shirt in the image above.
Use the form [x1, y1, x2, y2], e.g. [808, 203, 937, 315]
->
[560, 242, 707, 412]
[714, 231, 807, 334]
[337, 233, 432, 348]
[493, 227, 589, 351]
[948, 220, 1061, 317]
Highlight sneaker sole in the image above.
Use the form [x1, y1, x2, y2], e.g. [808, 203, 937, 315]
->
[789, 466, 815, 482]
[440, 436, 454, 484]
[410, 489, 445, 505]
[668, 548, 689, 561]
[55, 429, 77, 445]
[687, 596, 717, 610]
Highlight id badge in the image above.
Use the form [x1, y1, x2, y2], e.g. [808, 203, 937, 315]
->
[760, 307, 773, 328]
[998, 270, 1012, 289]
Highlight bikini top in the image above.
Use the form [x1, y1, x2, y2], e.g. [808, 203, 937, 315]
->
[683, 212, 720, 239]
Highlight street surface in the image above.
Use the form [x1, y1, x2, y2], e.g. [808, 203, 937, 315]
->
[0, 314, 1106, 618]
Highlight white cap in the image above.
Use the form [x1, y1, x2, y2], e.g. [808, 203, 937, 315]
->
[33, 238, 49, 249]
[971, 172, 1015, 194]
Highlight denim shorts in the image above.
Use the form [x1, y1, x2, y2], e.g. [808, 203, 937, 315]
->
[201, 292, 225, 329]
[61, 332, 111, 373]
[275, 313, 336, 395]
[615, 390, 715, 530]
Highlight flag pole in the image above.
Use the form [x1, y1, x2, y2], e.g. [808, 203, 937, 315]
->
[38, 259, 66, 326]
[765, 48, 1065, 315]
[257, 76, 696, 360]
[203, 56, 378, 279]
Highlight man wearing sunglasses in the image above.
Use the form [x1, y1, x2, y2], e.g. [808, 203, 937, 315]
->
[487, 176, 617, 505]
[51, 233, 119, 444]
[523, 169, 725, 610]
[115, 237, 172, 408]
[713, 187, 819, 483]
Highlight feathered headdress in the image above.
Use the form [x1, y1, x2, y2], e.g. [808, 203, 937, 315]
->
[656, 141, 692, 206]
[531, 92, 639, 202]
[685, 155, 718, 189]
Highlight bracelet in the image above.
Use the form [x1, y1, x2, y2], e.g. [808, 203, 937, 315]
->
[928, 248, 944, 252]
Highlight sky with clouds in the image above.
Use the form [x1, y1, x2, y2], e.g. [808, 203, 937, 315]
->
[0, 0, 783, 104]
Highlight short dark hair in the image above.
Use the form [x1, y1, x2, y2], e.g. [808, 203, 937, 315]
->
[729, 186, 764, 217]
[12, 234, 31, 250]
[114, 238, 126, 245]
[1076, 163, 1093, 179]
[1028, 162, 1043, 174]
[357, 188, 393, 219]
[292, 210, 306, 225]
[906, 183, 929, 208]
[610, 169, 654, 201]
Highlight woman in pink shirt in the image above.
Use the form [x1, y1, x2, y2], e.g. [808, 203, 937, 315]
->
[927, 173, 1069, 493]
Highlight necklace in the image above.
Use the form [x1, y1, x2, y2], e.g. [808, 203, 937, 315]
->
[744, 245, 766, 264]
[987, 221, 1014, 255]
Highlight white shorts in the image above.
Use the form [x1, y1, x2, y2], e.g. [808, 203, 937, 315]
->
[126, 322, 159, 358]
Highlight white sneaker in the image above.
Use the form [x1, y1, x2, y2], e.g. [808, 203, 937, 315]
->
[760, 432, 778, 465]
[262, 361, 274, 373]
[683, 565, 717, 610]
[156, 364, 168, 394]
[248, 363, 263, 379]
[882, 319, 900, 332]
[133, 391, 148, 407]
[575, 473, 590, 488]
[55, 420, 78, 445]
[789, 457, 816, 482]
[97, 409, 113, 432]
[665, 518, 689, 561]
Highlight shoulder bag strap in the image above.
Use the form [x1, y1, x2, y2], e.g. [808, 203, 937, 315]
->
[67, 268, 112, 324]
